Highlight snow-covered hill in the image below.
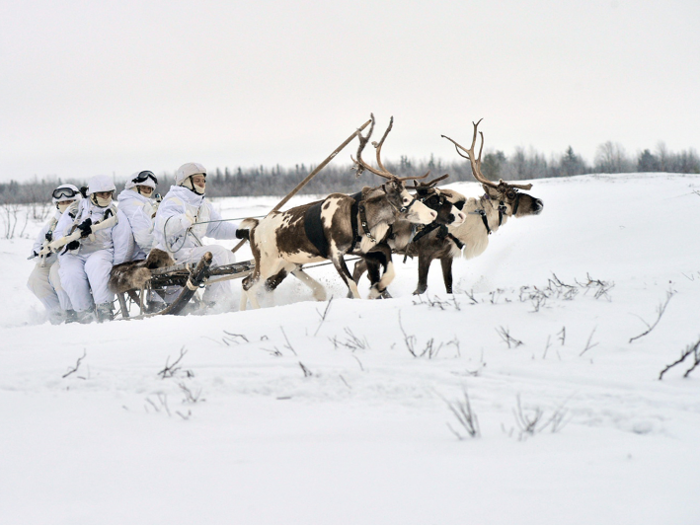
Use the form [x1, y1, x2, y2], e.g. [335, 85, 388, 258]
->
[1, 173, 699, 525]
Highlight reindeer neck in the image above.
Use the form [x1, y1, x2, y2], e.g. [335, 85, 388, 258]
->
[477, 194, 508, 234]
[356, 194, 395, 248]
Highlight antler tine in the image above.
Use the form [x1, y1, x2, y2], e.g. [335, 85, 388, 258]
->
[429, 173, 450, 186]
[441, 118, 498, 188]
[351, 113, 393, 180]
[509, 181, 533, 190]
[398, 170, 430, 182]
[373, 116, 393, 174]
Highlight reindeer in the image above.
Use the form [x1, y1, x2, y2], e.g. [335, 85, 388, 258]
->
[351, 174, 468, 295]
[238, 115, 438, 310]
[359, 119, 543, 295]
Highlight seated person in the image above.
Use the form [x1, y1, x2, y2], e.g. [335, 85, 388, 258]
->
[27, 183, 82, 324]
[56, 175, 133, 323]
[117, 170, 159, 261]
[152, 162, 238, 311]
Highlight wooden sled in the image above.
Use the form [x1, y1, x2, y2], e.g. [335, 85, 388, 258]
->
[108, 249, 255, 319]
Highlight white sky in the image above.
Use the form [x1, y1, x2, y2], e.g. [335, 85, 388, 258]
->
[1, 0, 699, 183]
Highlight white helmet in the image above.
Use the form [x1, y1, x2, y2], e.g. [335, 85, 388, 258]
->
[176, 162, 207, 195]
[87, 175, 116, 207]
[51, 184, 81, 206]
[87, 174, 116, 195]
[175, 162, 206, 185]
[125, 170, 158, 191]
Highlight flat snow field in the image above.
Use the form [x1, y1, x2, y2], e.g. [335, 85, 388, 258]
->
[1, 172, 699, 525]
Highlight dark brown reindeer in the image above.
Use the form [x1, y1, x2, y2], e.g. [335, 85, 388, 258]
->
[351, 174, 468, 295]
[359, 119, 543, 295]
[238, 115, 438, 310]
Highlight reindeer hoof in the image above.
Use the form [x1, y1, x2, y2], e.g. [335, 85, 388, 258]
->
[412, 286, 427, 295]
[378, 289, 392, 299]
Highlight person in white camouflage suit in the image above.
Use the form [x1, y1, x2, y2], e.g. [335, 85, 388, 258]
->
[152, 162, 238, 311]
[56, 175, 133, 323]
[27, 183, 82, 324]
[117, 170, 159, 261]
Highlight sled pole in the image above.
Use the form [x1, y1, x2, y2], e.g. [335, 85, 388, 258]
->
[231, 118, 372, 254]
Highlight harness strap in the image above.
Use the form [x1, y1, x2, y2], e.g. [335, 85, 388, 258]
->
[411, 222, 440, 244]
[358, 204, 377, 243]
[512, 192, 522, 215]
[349, 191, 363, 252]
[472, 208, 491, 235]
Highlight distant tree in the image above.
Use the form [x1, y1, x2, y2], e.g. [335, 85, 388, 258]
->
[503, 147, 548, 180]
[482, 150, 507, 180]
[595, 141, 630, 173]
[556, 146, 588, 177]
[637, 149, 659, 172]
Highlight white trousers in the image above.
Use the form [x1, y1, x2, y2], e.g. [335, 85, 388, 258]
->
[59, 250, 114, 312]
[27, 258, 72, 312]
[175, 245, 236, 303]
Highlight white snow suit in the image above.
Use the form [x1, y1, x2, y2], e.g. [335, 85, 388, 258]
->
[26, 209, 73, 318]
[117, 189, 157, 261]
[56, 198, 134, 313]
[152, 185, 238, 304]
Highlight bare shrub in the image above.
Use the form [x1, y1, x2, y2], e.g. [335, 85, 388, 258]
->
[659, 336, 700, 379]
[445, 389, 481, 439]
[496, 326, 524, 348]
[329, 327, 369, 351]
[512, 395, 570, 440]
[629, 288, 676, 343]
[158, 347, 192, 379]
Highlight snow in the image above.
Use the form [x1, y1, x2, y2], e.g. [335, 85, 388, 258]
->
[1, 172, 700, 524]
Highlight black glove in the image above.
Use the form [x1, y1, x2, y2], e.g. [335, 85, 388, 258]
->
[65, 240, 80, 251]
[76, 219, 93, 238]
[235, 229, 249, 240]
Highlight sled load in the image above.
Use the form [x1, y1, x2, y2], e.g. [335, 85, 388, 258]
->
[108, 248, 255, 319]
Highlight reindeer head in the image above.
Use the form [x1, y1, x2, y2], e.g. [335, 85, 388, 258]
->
[482, 180, 543, 218]
[409, 174, 466, 226]
[442, 119, 543, 219]
[353, 114, 437, 225]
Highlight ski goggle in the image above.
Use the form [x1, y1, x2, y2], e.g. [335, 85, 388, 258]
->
[52, 187, 79, 200]
[132, 171, 158, 185]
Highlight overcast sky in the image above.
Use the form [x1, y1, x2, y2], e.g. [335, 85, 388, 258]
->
[1, 0, 698, 184]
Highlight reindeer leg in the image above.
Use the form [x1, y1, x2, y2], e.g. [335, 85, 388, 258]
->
[352, 258, 368, 284]
[291, 267, 326, 301]
[365, 245, 394, 299]
[413, 253, 433, 295]
[241, 274, 261, 310]
[440, 256, 454, 294]
[331, 251, 361, 299]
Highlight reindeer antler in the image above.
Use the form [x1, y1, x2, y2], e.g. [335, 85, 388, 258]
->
[441, 119, 499, 189]
[353, 114, 430, 182]
[442, 120, 533, 190]
[408, 173, 449, 190]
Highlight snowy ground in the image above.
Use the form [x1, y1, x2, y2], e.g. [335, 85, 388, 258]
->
[1, 172, 700, 525]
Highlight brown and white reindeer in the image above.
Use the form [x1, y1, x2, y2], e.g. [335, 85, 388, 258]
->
[237, 115, 438, 310]
[367, 119, 543, 295]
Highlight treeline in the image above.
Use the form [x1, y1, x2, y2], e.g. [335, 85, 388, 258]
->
[2, 142, 698, 204]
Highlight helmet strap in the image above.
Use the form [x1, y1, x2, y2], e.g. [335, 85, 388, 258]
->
[91, 193, 113, 207]
[56, 201, 72, 213]
[183, 177, 206, 195]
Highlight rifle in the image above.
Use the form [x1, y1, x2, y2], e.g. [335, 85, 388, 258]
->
[38, 214, 119, 257]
